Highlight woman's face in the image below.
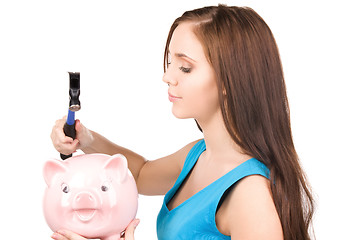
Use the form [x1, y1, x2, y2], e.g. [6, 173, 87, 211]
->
[163, 22, 219, 122]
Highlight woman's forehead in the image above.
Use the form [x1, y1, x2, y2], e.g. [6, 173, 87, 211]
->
[169, 22, 206, 63]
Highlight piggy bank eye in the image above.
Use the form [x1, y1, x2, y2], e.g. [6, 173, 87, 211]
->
[101, 181, 109, 192]
[61, 183, 69, 193]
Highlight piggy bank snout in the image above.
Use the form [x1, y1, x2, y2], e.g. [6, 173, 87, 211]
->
[73, 192, 98, 209]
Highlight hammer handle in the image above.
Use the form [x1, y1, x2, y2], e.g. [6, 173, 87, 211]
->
[60, 122, 76, 160]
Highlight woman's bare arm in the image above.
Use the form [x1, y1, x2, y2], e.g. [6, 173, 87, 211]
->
[51, 117, 199, 195]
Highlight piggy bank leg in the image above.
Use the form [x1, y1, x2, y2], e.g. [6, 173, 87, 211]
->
[102, 234, 121, 240]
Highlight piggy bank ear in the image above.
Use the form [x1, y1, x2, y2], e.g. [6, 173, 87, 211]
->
[43, 159, 68, 187]
[103, 154, 128, 183]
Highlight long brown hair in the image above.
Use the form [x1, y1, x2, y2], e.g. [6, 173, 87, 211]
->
[164, 4, 314, 240]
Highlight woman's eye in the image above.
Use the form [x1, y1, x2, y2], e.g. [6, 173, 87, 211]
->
[61, 183, 69, 193]
[179, 66, 191, 73]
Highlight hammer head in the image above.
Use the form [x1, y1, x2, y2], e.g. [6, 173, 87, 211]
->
[68, 72, 80, 111]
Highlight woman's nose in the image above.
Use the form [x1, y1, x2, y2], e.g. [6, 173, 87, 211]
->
[163, 70, 178, 86]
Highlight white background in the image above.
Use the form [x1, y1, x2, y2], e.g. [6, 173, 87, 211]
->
[0, 0, 339, 239]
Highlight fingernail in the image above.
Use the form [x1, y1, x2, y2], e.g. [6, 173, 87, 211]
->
[51, 233, 59, 239]
[134, 219, 140, 227]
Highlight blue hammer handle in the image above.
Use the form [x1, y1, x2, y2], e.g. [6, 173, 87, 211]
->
[60, 109, 76, 160]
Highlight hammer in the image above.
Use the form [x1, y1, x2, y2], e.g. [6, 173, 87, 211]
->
[60, 72, 80, 160]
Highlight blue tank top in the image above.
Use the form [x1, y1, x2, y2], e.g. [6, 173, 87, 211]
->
[157, 139, 270, 239]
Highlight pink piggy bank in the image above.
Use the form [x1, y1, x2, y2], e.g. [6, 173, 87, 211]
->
[43, 153, 138, 240]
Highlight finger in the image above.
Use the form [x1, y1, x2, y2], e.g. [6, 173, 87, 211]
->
[51, 118, 70, 143]
[56, 229, 87, 240]
[124, 219, 140, 239]
[53, 129, 76, 154]
[51, 232, 67, 240]
[51, 119, 65, 140]
[70, 138, 80, 150]
[55, 116, 67, 129]
[75, 120, 87, 141]
[57, 129, 74, 144]
[75, 119, 81, 132]
[54, 122, 75, 144]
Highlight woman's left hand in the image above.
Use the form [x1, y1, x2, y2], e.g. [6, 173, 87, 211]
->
[120, 219, 140, 240]
[50, 219, 140, 240]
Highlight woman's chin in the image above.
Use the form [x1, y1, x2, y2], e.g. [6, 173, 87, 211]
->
[171, 108, 192, 119]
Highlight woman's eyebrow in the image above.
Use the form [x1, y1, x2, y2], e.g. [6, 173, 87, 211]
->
[175, 52, 197, 62]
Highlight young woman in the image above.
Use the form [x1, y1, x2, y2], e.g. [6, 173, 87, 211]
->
[51, 4, 314, 240]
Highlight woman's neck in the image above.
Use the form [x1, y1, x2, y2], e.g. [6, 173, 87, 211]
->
[197, 110, 250, 164]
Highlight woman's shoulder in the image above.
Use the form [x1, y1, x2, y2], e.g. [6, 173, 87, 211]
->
[216, 175, 283, 239]
[176, 139, 203, 169]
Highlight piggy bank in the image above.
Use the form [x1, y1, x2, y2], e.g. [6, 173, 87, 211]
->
[43, 153, 138, 240]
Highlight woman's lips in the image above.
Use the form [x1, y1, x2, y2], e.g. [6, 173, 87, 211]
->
[168, 92, 182, 102]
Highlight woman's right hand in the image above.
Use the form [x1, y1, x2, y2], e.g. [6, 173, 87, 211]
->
[50, 116, 94, 155]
